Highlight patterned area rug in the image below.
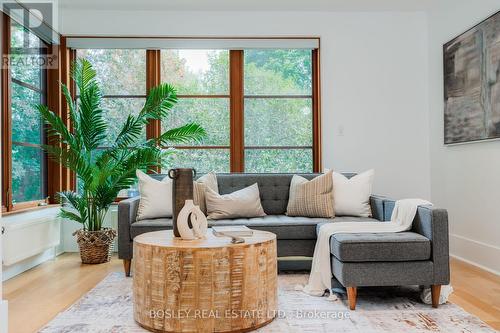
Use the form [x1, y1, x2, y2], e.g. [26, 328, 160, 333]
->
[40, 272, 497, 333]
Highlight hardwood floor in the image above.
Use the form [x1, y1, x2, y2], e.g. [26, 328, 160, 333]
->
[3, 254, 500, 333]
[448, 258, 500, 330]
[3, 254, 122, 333]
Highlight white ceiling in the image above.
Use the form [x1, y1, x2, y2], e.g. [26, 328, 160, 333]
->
[58, 0, 434, 12]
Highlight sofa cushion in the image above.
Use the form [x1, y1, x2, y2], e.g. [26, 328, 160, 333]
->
[315, 217, 380, 236]
[330, 232, 431, 262]
[130, 215, 380, 241]
[210, 215, 332, 240]
[131, 215, 331, 240]
[130, 218, 173, 239]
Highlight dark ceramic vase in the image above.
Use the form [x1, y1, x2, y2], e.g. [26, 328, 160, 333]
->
[168, 168, 196, 237]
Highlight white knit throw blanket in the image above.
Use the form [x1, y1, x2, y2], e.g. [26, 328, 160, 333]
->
[303, 198, 432, 296]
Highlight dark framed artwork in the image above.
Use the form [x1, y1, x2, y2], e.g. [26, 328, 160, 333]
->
[443, 10, 500, 145]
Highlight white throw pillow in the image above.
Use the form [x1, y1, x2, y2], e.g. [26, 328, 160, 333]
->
[332, 169, 374, 217]
[136, 170, 173, 220]
[205, 183, 266, 220]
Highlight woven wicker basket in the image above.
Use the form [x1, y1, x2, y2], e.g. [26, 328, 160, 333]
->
[73, 228, 117, 264]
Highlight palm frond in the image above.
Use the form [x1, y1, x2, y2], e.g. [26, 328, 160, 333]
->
[72, 58, 98, 93]
[93, 147, 162, 209]
[158, 123, 206, 145]
[58, 191, 88, 225]
[38, 105, 77, 147]
[112, 114, 144, 149]
[140, 83, 177, 120]
[60, 83, 81, 140]
[42, 144, 93, 185]
[72, 58, 107, 150]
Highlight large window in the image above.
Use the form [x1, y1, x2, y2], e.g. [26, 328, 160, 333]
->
[69, 47, 318, 174]
[161, 50, 231, 173]
[1, 19, 49, 211]
[244, 50, 313, 172]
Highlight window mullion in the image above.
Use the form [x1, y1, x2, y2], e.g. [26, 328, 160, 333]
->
[146, 49, 161, 173]
[229, 50, 244, 172]
[312, 48, 321, 172]
[146, 49, 161, 141]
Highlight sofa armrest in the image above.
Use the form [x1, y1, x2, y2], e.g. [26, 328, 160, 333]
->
[370, 195, 389, 221]
[384, 200, 450, 284]
[413, 205, 450, 284]
[118, 196, 140, 259]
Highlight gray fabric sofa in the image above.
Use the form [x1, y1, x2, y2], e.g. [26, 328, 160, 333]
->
[118, 173, 449, 309]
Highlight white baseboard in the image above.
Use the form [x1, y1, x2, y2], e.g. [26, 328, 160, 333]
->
[449, 233, 500, 276]
[0, 300, 7, 333]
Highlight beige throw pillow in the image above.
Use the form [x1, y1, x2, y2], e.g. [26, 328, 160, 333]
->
[193, 172, 218, 214]
[286, 171, 334, 218]
[136, 170, 173, 220]
[205, 183, 266, 220]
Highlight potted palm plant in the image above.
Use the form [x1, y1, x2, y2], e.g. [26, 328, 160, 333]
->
[38, 59, 205, 264]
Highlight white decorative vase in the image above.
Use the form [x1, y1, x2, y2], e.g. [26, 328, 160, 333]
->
[177, 200, 208, 240]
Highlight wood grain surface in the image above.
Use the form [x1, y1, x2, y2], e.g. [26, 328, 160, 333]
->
[133, 229, 278, 333]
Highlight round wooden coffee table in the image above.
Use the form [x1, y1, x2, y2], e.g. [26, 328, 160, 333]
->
[133, 229, 277, 333]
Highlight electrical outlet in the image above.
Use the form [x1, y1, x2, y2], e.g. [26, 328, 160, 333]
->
[338, 125, 345, 136]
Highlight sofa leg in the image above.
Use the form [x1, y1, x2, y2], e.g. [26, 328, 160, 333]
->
[347, 287, 357, 310]
[123, 259, 131, 277]
[431, 285, 441, 308]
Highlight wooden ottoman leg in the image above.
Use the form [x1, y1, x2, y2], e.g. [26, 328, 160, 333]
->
[347, 287, 357, 310]
[431, 285, 441, 308]
[123, 259, 131, 277]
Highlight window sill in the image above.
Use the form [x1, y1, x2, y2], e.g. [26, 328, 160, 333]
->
[1, 204, 61, 217]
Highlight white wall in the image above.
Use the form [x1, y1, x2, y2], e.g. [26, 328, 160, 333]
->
[428, 1, 500, 274]
[61, 10, 431, 199]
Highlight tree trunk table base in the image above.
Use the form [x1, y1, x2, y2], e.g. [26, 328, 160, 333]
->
[133, 229, 277, 333]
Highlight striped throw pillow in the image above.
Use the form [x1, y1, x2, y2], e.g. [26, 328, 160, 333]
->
[193, 172, 218, 214]
[286, 171, 334, 218]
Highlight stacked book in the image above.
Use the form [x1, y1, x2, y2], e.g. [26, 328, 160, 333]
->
[212, 226, 253, 238]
